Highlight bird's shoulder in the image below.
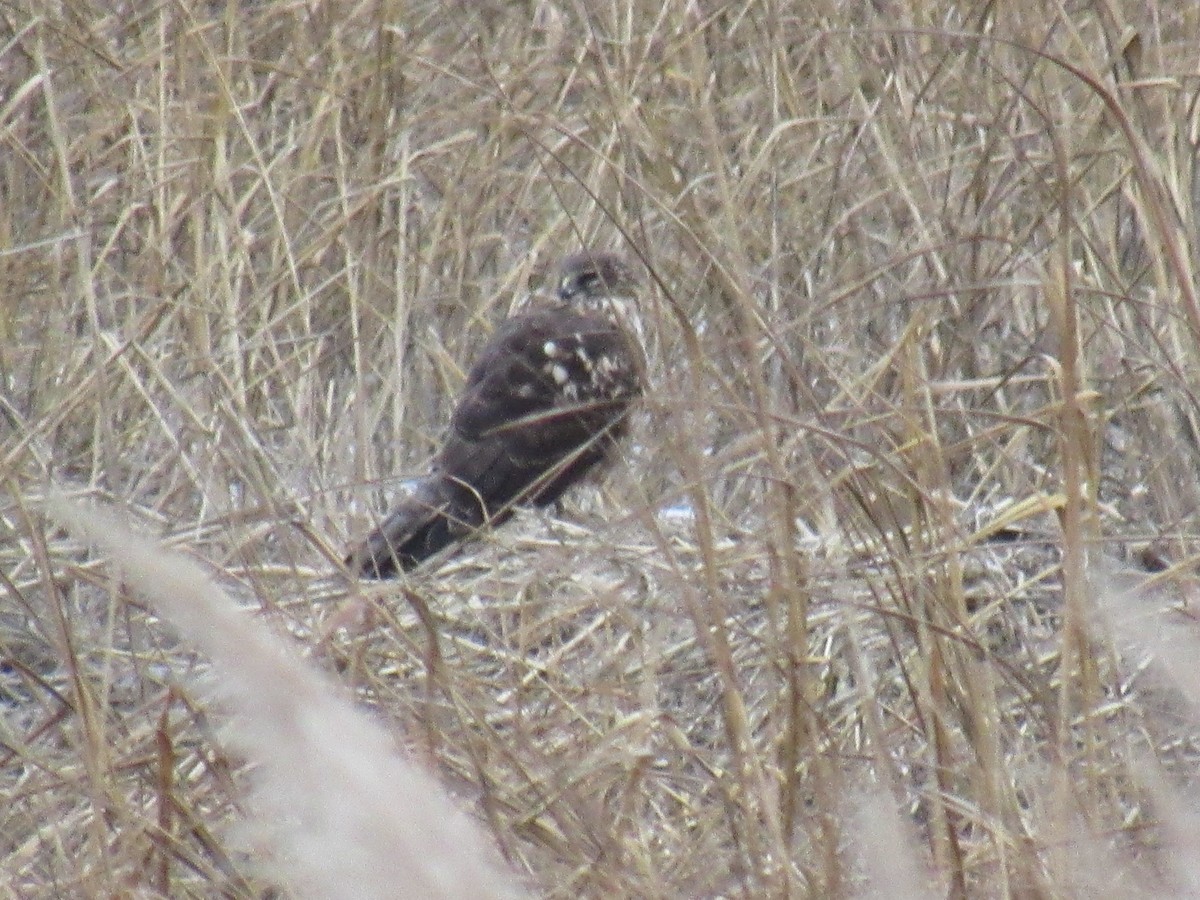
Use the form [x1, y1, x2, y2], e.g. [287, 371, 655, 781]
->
[451, 304, 643, 440]
[466, 304, 641, 393]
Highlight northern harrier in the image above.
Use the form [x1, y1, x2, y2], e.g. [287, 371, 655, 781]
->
[346, 252, 645, 578]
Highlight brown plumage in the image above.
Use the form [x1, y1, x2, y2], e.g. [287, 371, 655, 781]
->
[346, 252, 645, 578]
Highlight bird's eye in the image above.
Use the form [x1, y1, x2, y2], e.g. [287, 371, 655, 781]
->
[560, 270, 599, 299]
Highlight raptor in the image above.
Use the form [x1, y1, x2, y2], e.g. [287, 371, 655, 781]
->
[346, 252, 645, 578]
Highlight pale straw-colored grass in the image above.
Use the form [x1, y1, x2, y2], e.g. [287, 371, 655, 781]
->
[47, 494, 525, 900]
[4, 1, 1200, 896]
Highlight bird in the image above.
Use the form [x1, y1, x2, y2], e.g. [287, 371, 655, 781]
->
[346, 251, 645, 578]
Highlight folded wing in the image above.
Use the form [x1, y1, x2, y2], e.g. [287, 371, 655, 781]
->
[347, 307, 643, 578]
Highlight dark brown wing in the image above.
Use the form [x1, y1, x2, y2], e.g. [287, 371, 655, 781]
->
[346, 305, 642, 578]
[439, 306, 642, 513]
[454, 310, 641, 441]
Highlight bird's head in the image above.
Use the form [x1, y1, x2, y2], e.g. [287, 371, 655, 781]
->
[552, 252, 648, 358]
[556, 252, 639, 319]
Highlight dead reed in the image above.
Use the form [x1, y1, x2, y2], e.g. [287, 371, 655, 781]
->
[4, 2, 1200, 896]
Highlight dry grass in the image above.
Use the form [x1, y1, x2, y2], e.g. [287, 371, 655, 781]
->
[4, 1, 1200, 896]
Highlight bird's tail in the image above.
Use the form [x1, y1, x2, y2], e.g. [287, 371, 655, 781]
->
[345, 475, 481, 579]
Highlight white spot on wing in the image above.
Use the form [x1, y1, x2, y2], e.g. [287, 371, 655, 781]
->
[550, 364, 570, 384]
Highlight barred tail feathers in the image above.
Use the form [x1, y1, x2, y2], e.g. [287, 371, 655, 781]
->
[347, 476, 465, 578]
